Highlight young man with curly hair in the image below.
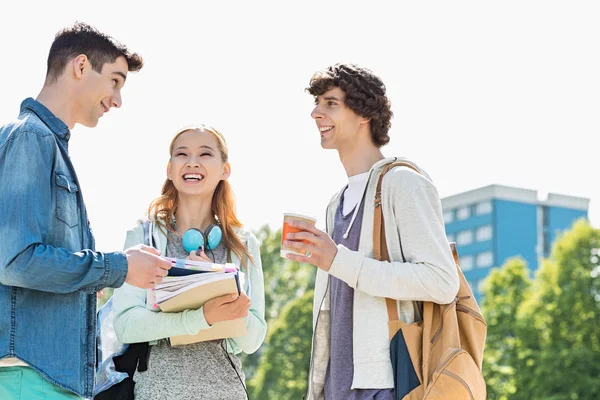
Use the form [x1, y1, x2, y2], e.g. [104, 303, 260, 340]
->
[284, 63, 459, 399]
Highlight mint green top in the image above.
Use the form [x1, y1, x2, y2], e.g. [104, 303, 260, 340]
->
[112, 219, 267, 355]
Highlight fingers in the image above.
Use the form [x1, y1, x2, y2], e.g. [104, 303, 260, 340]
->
[147, 253, 171, 271]
[124, 247, 173, 289]
[282, 239, 316, 260]
[205, 293, 249, 323]
[198, 251, 211, 262]
[285, 238, 337, 272]
[150, 263, 170, 278]
[150, 276, 163, 287]
[283, 239, 314, 252]
[155, 267, 169, 278]
[285, 231, 319, 243]
[190, 250, 211, 262]
[288, 220, 322, 236]
[141, 276, 162, 289]
[214, 293, 239, 306]
[139, 244, 161, 256]
[137, 281, 153, 289]
[231, 294, 250, 318]
[285, 253, 310, 264]
[285, 253, 318, 267]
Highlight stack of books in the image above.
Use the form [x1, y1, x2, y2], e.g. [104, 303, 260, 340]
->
[151, 258, 247, 346]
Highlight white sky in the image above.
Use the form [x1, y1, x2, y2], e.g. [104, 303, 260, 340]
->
[1, 1, 599, 252]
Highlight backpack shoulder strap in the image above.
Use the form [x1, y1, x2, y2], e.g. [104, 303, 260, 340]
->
[373, 160, 421, 260]
[372, 160, 422, 323]
[374, 160, 421, 205]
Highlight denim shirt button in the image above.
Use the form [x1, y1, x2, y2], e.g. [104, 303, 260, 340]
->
[87, 362, 94, 368]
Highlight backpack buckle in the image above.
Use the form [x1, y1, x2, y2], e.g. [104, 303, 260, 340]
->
[456, 295, 471, 303]
[375, 192, 382, 207]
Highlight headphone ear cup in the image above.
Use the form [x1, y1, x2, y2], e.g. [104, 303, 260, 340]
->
[205, 224, 223, 250]
[182, 228, 205, 254]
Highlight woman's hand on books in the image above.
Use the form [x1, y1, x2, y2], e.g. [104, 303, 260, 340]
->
[203, 293, 251, 326]
[187, 249, 211, 262]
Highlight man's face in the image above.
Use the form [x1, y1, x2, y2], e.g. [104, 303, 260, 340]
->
[310, 87, 364, 150]
[76, 55, 128, 127]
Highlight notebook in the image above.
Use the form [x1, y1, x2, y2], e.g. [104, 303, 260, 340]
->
[153, 259, 247, 346]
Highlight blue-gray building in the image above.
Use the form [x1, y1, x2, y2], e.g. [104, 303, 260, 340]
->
[441, 185, 589, 299]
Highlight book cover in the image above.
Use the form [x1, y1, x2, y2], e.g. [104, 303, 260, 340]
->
[157, 271, 247, 345]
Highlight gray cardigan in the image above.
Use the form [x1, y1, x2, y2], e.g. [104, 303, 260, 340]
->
[307, 157, 459, 399]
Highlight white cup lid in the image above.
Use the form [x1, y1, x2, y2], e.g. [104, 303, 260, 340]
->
[283, 213, 317, 222]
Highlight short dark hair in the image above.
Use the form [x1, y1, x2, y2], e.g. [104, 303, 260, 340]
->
[46, 22, 144, 83]
[307, 63, 393, 147]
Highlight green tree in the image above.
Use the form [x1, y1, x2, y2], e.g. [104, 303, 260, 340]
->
[249, 290, 314, 399]
[254, 225, 316, 321]
[516, 220, 600, 399]
[241, 225, 316, 381]
[480, 257, 532, 400]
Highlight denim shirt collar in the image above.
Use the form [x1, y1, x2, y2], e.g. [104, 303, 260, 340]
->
[20, 97, 71, 142]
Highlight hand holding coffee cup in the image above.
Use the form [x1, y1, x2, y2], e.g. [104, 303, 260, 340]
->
[280, 213, 317, 258]
[282, 213, 338, 272]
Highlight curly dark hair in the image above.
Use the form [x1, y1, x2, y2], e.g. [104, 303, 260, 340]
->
[306, 63, 393, 147]
[46, 21, 144, 83]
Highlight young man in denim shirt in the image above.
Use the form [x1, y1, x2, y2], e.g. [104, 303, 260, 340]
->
[0, 22, 171, 399]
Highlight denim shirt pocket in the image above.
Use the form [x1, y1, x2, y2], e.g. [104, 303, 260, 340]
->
[55, 171, 80, 228]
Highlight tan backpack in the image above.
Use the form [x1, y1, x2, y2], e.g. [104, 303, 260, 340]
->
[374, 161, 487, 399]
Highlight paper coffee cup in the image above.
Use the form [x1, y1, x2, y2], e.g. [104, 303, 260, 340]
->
[281, 213, 317, 258]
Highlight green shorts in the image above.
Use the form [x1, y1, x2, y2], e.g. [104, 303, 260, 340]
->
[0, 367, 81, 400]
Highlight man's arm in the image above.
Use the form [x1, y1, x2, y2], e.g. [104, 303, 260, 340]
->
[0, 131, 127, 293]
[330, 184, 459, 304]
[285, 171, 459, 304]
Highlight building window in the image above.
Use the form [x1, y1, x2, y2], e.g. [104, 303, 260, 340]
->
[443, 210, 454, 224]
[461, 255, 474, 271]
[446, 233, 455, 243]
[476, 251, 493, 268]
[476, 225, 493, 242]
[475, 201, 492, 215]
[457, 206, 471, 221]
[542, 206, 551, 257]
[456, 230, 473, 246]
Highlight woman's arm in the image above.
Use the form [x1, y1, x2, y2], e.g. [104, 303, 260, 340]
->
[112, 225, 211, 343]
[227, 232, 267, 354]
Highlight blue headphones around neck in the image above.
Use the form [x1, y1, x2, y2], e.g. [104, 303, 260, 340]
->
[182, 224, 223, 254]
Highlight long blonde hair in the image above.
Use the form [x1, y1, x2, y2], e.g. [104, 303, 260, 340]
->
[147, 125, 252, 267]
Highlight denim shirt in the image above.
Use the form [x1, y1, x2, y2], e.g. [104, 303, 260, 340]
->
[0, 98, 129, 398]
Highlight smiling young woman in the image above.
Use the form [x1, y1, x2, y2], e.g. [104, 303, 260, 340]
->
[110, 125, 267, 400]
